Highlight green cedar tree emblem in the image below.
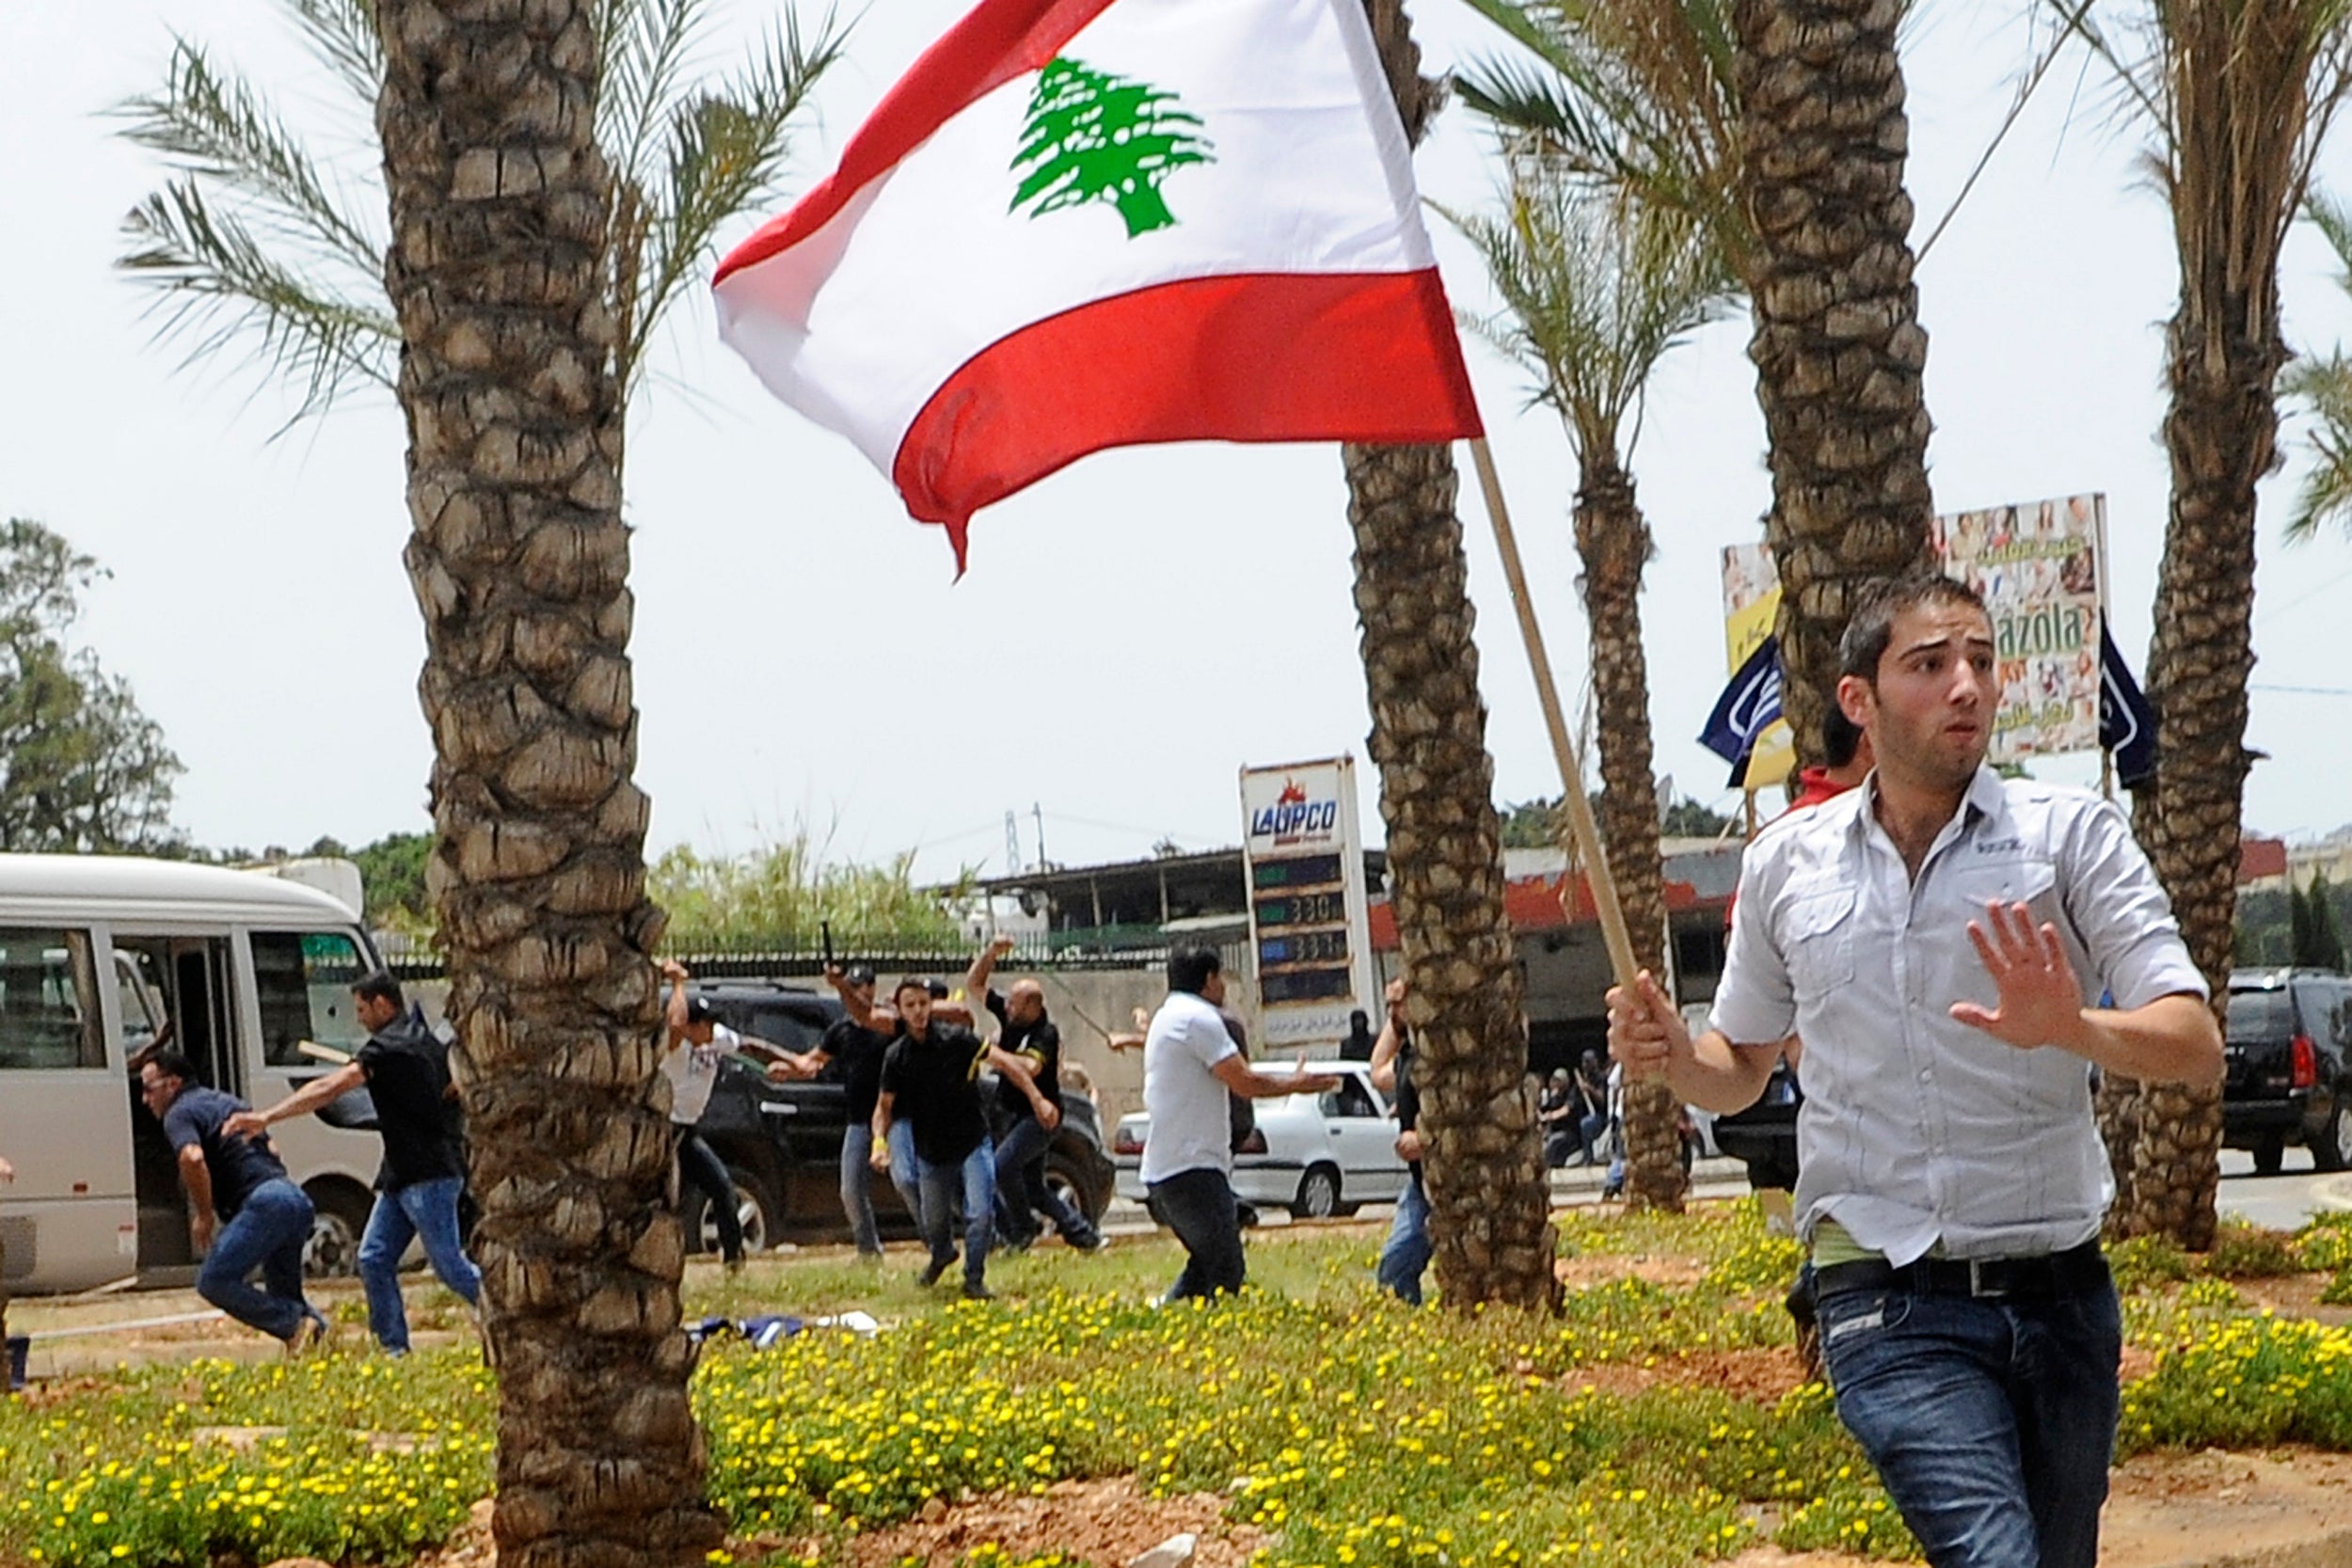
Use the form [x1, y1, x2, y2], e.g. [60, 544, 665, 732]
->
[1009, 56, 1215, 238]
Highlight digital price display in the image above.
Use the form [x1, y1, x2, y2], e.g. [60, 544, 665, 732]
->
[1253, 890, 1345, 930]
[1251, 854, 1343, 893]
[1259, 929, 1351, 969]
[1259, 967, 1356, 1005]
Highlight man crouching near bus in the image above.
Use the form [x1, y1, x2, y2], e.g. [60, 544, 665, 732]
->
[139, 1051, 330, 1355]
[229, 973, 482, 1354]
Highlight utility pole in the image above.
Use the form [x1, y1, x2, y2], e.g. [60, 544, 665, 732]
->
[1005, 810, 1023, 875]
[1033, 802, 1049, 870]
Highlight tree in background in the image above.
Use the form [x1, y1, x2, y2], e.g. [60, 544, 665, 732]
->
[1443, 148, 1738, 1211]
[1343, 0, 1560, 1312]
[115, 0, 844, 452]
[650, 830, 970, 953]
[298, 831, 434, 937]
[2053, 0, 2352, 1249]
[1500, 792, 1734, 848]
[0, 519, 182, 854]
[1454, 0, 1941, 762]
[2294, 870, 2348, 969]
[2280, 193, 2352, 539]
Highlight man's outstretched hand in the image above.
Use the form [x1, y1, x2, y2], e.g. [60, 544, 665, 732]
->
[1950, 899, 2090, 1053]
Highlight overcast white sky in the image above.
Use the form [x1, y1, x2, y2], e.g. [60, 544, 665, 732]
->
[6, 1, 2352, 883]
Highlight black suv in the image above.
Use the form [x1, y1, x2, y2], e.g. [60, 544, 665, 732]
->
[2224, 968, 2352, 1174]
[686, 980, 1117, 1252]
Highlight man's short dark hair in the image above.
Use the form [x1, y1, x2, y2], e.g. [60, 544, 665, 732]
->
[1822, 703, 1866, 769]
[352, 971, 405, 1009]
[148, 1048, 196, 1085]
[1168, 945, 1223, 995]
[1838, 573, 1989, 682]
[895, 976, 934, 1001]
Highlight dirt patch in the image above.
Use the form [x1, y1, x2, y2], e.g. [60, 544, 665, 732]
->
[1549, 1347, 1811, 1406]
[2233, 1274, 2352, 1327]
[790, 1477, 1264, 1568]
[2102, 1449, 2352, 1568]
[1554, 1252, 1711, 1291]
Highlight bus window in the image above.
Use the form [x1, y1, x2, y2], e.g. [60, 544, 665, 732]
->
[0, 928, 103, 1070]
[251, 931, 372, 1065]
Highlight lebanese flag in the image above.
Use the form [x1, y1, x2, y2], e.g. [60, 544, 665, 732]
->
[713, 0, 1483, 568]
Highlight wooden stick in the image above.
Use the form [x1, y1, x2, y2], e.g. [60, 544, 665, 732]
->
[1467, 436, 1642, 995]
[295, 1039, 353, 1066]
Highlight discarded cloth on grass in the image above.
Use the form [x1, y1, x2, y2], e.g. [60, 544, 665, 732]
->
[687, 1311, 880, 1349]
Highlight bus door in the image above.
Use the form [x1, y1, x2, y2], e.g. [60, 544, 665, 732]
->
[0, 925, 135, 1292]
[112, 933, 238, 1275]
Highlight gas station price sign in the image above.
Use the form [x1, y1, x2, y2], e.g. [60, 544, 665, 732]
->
[1240, 758, 1379, 1052]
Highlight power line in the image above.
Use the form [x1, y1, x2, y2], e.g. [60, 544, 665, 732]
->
[2251, 682, 2352, 697]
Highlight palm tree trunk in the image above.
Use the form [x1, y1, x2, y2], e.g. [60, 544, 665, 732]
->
[1732, 0, 1937, 755]
[2117, 307, 2274, 1249]
[1574, 457, 1683, 1212]
[1349, 0, 1557, 1315]
[375, 3, 722, 1562]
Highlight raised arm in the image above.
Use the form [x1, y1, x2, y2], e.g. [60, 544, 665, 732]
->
[224, 1062, 367, 1141]
[826, 965, 881, 1030]
[965, 935, 1014, 1011]
[1368, 1011, 1404, 1095]
[1212, 1052, 1342, 1101]
[660, 958, 691, 1048]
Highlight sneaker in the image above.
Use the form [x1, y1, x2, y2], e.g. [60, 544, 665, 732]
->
[918, 1252, 959, 1288]
[1073, 1233, 1111, 1253]
[961, 1281, 995, 1302]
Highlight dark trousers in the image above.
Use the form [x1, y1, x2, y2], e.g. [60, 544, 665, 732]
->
[993, 1114, 1100, 1246]
[674, 1126, 743, 1263]
[1149, 1165, 1246, 1302]
[1819, 1260, 2122, 1568]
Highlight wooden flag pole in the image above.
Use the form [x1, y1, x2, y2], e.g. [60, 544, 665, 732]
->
[1467, 436, 1643, 995]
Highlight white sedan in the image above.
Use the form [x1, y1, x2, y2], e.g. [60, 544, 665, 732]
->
[1111, 1061, 1412, 1219]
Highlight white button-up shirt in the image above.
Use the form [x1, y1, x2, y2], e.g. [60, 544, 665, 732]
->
[1709, 767, 2205, 1265]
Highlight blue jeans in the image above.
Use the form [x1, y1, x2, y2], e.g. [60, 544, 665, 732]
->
[358, 1178, 483, 1354]
[839, 1120, 922, 1256]
[993, 1114, 1100, 1246]
[915, 1139, 994, 1286]
[1819, 1264, 2122, 1568]
[1149, 1165, 1246, 1301]
[197, 1178, 319, 1342]
[1375, 1171, 1431, 1306]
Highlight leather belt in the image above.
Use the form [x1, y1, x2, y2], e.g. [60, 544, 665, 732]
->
[1813, 1240, 2106, 1303]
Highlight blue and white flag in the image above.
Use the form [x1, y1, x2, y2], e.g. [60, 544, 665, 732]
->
[1698, 636, 1783, 787]
[2099, 620, 2157, 788]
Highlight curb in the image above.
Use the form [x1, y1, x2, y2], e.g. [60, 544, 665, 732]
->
[2312, 1174, 2352, 1213]
[2184, 1524, 2352, 1567]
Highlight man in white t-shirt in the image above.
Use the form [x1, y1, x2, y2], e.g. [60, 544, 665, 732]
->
[1142, 946, 1339, 1301]
[660, 960, 751, 1271]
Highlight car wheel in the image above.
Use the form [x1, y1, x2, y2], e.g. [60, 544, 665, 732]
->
[2312, 1096, 2352, 1174]
[303, 1180, 373, 1279]
[2252, 1135, 2287, 1177]
[689, 1167, 779, 1256]
[1292, 1165, 1342, 1221]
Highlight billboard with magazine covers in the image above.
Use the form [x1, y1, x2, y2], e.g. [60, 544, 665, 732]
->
[1720, 493, 2106, 771]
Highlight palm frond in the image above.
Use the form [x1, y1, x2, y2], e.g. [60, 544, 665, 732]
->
[621, 5, 849, 392]
[600, 0, 714, 195]
[281, 0, 381, 105]
[119, 182, 396, 427]
[113, 40, 383, 285]
[1439, 149, 1736, 463]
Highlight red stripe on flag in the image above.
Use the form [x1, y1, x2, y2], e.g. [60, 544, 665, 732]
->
[889, 269, 1484, 568]
[715, 0, 1116, 285]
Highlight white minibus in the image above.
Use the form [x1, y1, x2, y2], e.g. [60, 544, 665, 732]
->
[0, 855, 387, 1293]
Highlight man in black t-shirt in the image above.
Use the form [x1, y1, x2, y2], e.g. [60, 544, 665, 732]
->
[770, 963, 921, 1259]
[229, 972, 480, 1353]
[141, 1050, 329, 1354]
[866, 976, 1056, 1299]
[965, 937, 1104, 1252]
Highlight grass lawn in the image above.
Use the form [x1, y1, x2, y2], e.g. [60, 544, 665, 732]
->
[7, 1201, 2352, 1568]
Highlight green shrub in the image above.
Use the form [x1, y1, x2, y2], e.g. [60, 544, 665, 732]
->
[2106, 1234, 2194, 1293]
[2202, 1219, 2304, 1280]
